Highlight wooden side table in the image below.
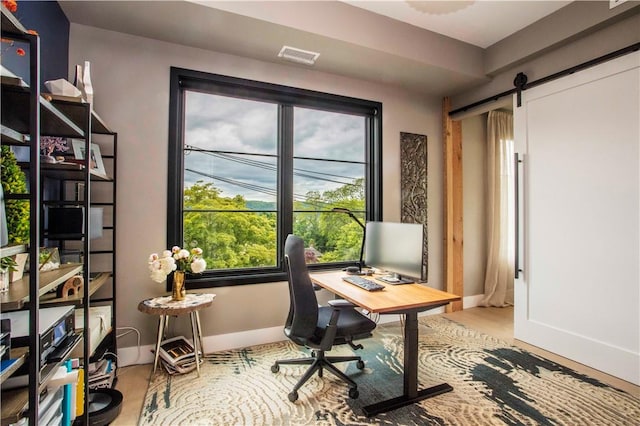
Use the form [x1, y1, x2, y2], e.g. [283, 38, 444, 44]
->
[138, 293, 215, 377]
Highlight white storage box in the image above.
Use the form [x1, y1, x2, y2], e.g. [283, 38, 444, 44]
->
[73, 306, 112, 357]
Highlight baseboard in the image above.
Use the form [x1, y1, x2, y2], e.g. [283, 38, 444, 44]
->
[119, 343, 154, 367]
[118, 296, 484, 367]
[118, 325, 286, 367]
[517, 319, 640, 386]
[463, 294, 484, 309]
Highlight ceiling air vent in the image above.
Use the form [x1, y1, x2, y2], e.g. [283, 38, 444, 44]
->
[277, 46, 320, 66]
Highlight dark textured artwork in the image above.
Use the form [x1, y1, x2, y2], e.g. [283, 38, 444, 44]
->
[400, 132, 428, 281]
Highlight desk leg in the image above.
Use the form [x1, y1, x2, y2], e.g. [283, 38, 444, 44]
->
[190, 312, 201, 377]
[152, 315, 167, 375]
[361, 312, 453, 417]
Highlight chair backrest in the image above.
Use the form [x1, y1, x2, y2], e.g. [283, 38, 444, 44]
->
[284, 234, 319, 340]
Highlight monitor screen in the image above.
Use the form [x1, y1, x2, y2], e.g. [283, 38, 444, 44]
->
[364, 221, 425, 283]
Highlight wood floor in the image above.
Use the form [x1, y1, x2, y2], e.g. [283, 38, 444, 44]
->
[111, 306, 639, 425]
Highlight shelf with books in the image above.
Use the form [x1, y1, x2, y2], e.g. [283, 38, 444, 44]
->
[39, 272, 111, 306]
[0, 244, 26, 258]
[1, 79, 84, 139]
[0, 347, 28, 385]
[0, 332, 82, 426]
[16, 160, 112, 182]
[0, 124, 28, 145]
[0, 264, 83, 311]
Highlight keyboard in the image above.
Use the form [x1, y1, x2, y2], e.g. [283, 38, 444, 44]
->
[341, 276, 385, 291]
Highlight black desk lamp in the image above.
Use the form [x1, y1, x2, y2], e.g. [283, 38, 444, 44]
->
[332, 207, 365, 274]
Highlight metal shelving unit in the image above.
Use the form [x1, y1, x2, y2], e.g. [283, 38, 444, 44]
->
[1, 5, 118, 424]
[1, 5, 43, 424]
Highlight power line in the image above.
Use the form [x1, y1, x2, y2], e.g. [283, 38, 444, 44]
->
[186, 146, 361, 186]
[185, 168, 332, 206]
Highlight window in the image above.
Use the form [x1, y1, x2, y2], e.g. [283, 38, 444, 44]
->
[168, 68, 382, 287]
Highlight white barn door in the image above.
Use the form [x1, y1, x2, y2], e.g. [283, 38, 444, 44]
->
[514, 52, 639, 385]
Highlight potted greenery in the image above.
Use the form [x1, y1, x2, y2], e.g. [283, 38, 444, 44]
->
[1, 145, 29, 244]
[1, 145, 30, 283]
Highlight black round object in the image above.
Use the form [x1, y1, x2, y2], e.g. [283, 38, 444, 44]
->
[87, 388, 123, 426]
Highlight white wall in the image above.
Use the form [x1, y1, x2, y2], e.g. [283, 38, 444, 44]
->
[461, 114, 487, 298]
[68, 24, 444, 352]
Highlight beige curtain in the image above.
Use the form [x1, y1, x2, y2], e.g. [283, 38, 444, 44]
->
[480, 110, 514, 307]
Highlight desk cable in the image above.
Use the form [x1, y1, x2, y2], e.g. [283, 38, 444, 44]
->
[101, 326, 142, 378]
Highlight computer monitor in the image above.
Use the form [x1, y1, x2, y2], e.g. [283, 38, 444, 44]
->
[364, 221, 425, 284]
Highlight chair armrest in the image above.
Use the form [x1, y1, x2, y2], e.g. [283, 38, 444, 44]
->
[327, 299, 355, 308]
[319, 308, 340, 351]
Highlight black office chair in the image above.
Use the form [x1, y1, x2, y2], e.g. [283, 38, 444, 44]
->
[271, 234, 377, 402]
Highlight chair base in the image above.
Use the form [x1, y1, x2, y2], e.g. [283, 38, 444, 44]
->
[271, 350, 365, 401]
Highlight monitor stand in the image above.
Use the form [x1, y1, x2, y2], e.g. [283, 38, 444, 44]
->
[378, 273, 414, 285]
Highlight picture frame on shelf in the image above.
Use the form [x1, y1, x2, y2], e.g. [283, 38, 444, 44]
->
[71, 139, 107, 177]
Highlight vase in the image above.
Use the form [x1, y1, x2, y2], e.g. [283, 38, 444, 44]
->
[172, 270, 186, 301]
[73, 64, 84, 96]
[10, 253, 27, 283]
[0, 270, 9, 293]
[82, 61, 94, 105]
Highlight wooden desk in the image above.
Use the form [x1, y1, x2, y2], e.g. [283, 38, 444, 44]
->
[310, 271, 461, 417]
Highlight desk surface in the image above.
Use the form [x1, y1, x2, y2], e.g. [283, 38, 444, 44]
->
[309, 271, 460, 314]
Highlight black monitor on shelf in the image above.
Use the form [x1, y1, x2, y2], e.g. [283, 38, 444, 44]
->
[364, 221, 425, 284]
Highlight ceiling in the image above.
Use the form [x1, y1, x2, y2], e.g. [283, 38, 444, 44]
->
[342, 1, 571, 48]
[59, 1, 578, 97]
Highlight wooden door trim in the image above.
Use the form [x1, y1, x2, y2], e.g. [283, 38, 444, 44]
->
[443, 97, 463, 312]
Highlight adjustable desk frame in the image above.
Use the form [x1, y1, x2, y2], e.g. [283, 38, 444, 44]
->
[309, 271, 461, 417]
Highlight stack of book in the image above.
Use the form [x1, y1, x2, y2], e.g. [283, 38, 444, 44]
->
[88, 358, 116, 389]
[1, 318, 10, 361]
[158, 336, 202, 375]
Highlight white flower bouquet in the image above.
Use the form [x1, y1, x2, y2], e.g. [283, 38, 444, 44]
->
[148, 246, 207, 283]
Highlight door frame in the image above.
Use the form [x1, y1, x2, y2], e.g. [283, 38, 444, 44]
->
[443, 97, 463, 312]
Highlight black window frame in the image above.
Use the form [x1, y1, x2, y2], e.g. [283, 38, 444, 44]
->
[168, 67, 382, 288]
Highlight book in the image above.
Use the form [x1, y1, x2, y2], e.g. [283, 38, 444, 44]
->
[161, 357, 203, 375]
[87, 359, 116, 390]
[0, 358, 17, 374]
[158, 336, 200, 366]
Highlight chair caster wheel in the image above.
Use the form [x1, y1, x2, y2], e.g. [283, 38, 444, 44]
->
[271, 364, 279, 373]
[356, 360, 365, 370]
[348, 388, 359, 399]
[288, 391, 298, 402]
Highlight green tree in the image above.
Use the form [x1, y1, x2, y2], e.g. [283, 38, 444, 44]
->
[295, 178, 365, 263]
[183, 182, 277, 269]
[182, 176, 366, 270]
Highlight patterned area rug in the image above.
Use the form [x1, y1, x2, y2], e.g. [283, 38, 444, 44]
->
[139, 316, 640, 425]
